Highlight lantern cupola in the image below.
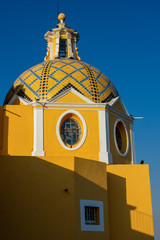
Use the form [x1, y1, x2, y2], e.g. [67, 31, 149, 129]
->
[44, 13, 80, 60]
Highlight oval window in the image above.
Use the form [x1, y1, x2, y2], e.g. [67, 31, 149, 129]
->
[114, 120, 129, 156]
[56, 110, 87, 151]
[61, 118, 81, 147]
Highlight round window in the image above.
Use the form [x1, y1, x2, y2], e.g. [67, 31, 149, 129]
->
[114, 119, 129, 156]
[56, 110, 87, 151]
[61, 118, 81, 146]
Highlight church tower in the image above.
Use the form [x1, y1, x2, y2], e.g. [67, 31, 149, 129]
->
[0, 14, 154, 240]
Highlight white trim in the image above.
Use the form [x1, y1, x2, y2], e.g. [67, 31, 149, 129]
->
[56, 110, 87, 151]
[99, 152, 113, 164]
[73, 39, 77, 59]
[106, 104, 133, 122]
[114, 119, 129, 157]
[31, 101, 105, 108]
[30, 104, 133, 125]
[107, 96, 119, 106]
[55, 37, 60, 58]
[67, 37, 74, 58]
[107, 96, 129, 116]
[49, 87, 94, 104]
[130, 123, 136, 164]
[32, 107, 45, 156]
[40, 102, 106, 108]
[8, 94, 29, 105]
[106, 111, 110, 153]
[98, 110, 113, 164]
[119, 98, 129, 116]
[49, 41, 53, 60]
[30, 102, 133, 123]
[80, 200, 104, 232]
[31, 102, 133, 122]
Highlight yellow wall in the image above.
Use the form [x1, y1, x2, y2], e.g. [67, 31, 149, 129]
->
[0, 155, 75, 240]
[74, 157, 110, 240]
[54, 92, 87, 103]
[109, 113, 132, 164]
[43, 108, 100, 160]
[0, 156, 110, 240]
[0, 107, 4, 149]
[52, 38, 56, 58]
[112, 100, 126, 114]
[107, 164, 154, 240]
[0, 104, 100, 160]
[12, 98, 25, 105]
[0, 105, 33, 156]
[0, 102, 134, 165]
[0, 156, 154, 240]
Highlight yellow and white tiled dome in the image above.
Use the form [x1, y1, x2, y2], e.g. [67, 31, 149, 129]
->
[4, 59, 118, 104]
[4, 14, 119, 105]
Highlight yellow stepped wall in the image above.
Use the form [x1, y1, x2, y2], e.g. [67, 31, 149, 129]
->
[0, 156, 154, 240]
[107, 164, 154, 240]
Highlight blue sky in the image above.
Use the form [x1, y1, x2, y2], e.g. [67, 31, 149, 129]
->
[0, 0, 160, 238]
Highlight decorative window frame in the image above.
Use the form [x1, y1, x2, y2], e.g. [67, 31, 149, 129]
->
[80, 199, 104, 232]
[114, 118, 129, 157]
[56, 110, 87, 151]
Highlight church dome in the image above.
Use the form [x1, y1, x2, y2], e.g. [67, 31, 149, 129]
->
[4, 59, 118, 104]
[4, 13, 119, 105]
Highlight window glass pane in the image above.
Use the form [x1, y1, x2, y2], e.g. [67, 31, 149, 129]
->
[85, 206, 99, 225]
[116, 126, 122, 151]
[59, 39, 67, 57]
[61, 118, 81, 146]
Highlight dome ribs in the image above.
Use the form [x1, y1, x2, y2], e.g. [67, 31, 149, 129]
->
[46, 59, 92, 101]
[4, 59, 119, 105]
[49, 83, 85, 102]
[39, 61, 52, 101]
[81, 63, 100, 103]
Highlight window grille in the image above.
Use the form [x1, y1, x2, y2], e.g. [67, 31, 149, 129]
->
[61, 118, 81, 146]
[59, 39, 67, 58]
[85, 206, 99, 225]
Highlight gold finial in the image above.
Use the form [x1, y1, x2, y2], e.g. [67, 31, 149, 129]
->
[58, 13, 66, 23]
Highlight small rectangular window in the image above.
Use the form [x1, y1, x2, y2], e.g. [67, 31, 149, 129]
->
[85, 206, 99, 225]
[80, 199, 104, 231]
[59, 39, 67, 58]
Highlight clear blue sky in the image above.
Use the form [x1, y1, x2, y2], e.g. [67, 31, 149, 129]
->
[0, 0, 159, 238]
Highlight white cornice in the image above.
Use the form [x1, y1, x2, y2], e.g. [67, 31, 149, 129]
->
[31, 101, 133, 122]
[8, 94, 29, 105]
[32, 102, 106, 108]
[107, 96, 119, 106]
[30, 95, 133, 122]
[108, 96, 129, 116]
[105, 104, 133, 122]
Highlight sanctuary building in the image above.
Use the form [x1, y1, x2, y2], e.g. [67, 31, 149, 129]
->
[0, 13, 154, 240]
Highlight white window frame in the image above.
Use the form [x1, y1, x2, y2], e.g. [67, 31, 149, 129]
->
[56, 110, 87, 151]
[80, 199, 104, 232]
[114, 118, 129, 157]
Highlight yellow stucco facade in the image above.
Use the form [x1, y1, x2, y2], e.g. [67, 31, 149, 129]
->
[0, 99, 133, 164]
[0, 156, 154, 240]
[0, 12, 154, 240]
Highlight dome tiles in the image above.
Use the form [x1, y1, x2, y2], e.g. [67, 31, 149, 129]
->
[4, 59, 118, 105]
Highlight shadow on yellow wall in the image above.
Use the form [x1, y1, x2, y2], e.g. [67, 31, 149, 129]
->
[0, 156, 154, 240]
[0, 108, 9, 155]
[107, 172, 154, 240]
